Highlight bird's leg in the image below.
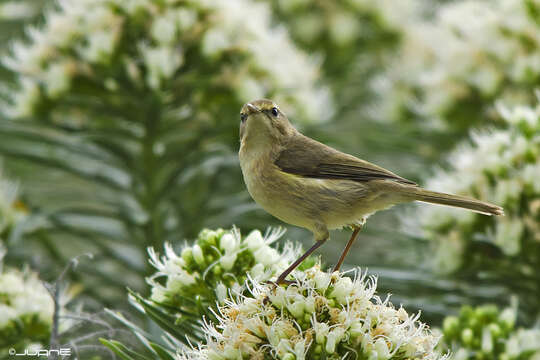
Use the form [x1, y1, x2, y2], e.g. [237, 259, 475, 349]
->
[332, 223, 364, 272]
[274, 230, 328, 285]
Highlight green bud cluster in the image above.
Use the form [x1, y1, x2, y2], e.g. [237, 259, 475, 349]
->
[438, 305, 540, 360]
[147, 227, 308, 318]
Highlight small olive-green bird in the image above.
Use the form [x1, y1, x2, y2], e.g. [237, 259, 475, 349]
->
[238, 99, 503, 285]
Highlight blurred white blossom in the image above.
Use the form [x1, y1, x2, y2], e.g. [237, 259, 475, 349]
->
[380, 0, 540, 130]
[0, 267, 53, 349]
[179, 265, 442, 360]
[2, 0, 332, 123]
[418, 100, 540, 273]
[0, 171, 26, 242]
[0, 1, 39, 20]
[263, 0, 420, 49]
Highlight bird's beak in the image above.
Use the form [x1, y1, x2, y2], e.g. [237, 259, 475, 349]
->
[246, 103, 259, 114]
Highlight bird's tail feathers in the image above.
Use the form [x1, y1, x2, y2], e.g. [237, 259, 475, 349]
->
[409, 188, 504, 216]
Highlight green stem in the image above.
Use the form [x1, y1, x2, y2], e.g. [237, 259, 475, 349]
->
[140, 97, 162, 254]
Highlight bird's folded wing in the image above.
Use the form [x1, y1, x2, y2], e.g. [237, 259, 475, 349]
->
[275, 134, 416, 185]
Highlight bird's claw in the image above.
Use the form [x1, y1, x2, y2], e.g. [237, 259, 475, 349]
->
[264, 279, 295, 287]
[262, 279, 295, 305]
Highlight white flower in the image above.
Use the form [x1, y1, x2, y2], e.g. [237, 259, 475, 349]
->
[430, 230, 465, 274]
[201, 29, 230, 57]
[244, 230, 264, 251]
[326, 327, 346, 354]
[499, 307, 517, 328]
[453, 348, 469, 360]
[215, 283, 228, 304]
[151, 16, 177, 45]
[78, 30, 119, 63]
[330, 275, 354, 304]
[329, 12, 359, 45]
[494, 217, 523, 256]
[192, 244, 205, 266]
[140, 44, 183, 89]
[219, 233, 237, 254]
[219, 253, 236, 271]
[374, 337, 391, 360]
[481, 327, 494, 353]
[43, 61, 76, 98]
[313, 269, 331, 292]
[253, 246, 280, 267]
[178, 266, 442, 360]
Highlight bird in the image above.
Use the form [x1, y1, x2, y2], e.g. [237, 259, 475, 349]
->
[238, 99, 504, 285]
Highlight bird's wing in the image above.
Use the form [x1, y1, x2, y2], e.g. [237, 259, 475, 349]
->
[275, 133, 417, 185]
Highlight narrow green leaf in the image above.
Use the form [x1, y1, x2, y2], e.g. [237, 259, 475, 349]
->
[128, 290, 203, 344]
[149, 342, 176, 360]
[99, 339, 151, 360]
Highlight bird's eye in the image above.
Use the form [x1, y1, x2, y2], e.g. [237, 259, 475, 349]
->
[271, 107, 278, 117]
[240, 113, 247, 123]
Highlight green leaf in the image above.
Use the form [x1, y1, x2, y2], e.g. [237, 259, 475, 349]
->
[149, 342, 176, 360]
[99, 339, 152, 360]
[128, 290, 203, 345]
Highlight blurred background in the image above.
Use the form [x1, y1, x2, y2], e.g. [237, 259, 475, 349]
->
[0, 0, 538, 355]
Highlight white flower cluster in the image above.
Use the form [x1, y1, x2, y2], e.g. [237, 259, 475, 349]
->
[380, 0, 540, 129]
[2, 0, 332, 122]
[180, 266, 442, 360]
[0, 172, 26, 242]
[0, 1, 40, 20]
[148, 228, 304, 310]
[0, 267, 53, 348]
[503, 329, 540, 360]
[418, 100, 540, 273]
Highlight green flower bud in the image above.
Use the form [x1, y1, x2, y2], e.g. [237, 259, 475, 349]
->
[462, 328, 474, 346]
[443, 316, 459, 336]
[499, 307, 516, 330]
[488, 323, 501, 338]
[181, 247, 193, 264]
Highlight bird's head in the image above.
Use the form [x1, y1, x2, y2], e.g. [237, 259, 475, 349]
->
[239, 99, 295, 149]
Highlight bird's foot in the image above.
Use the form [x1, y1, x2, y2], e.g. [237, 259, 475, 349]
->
[262, 279, 295, 305]
[264, 279, 295, 287]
